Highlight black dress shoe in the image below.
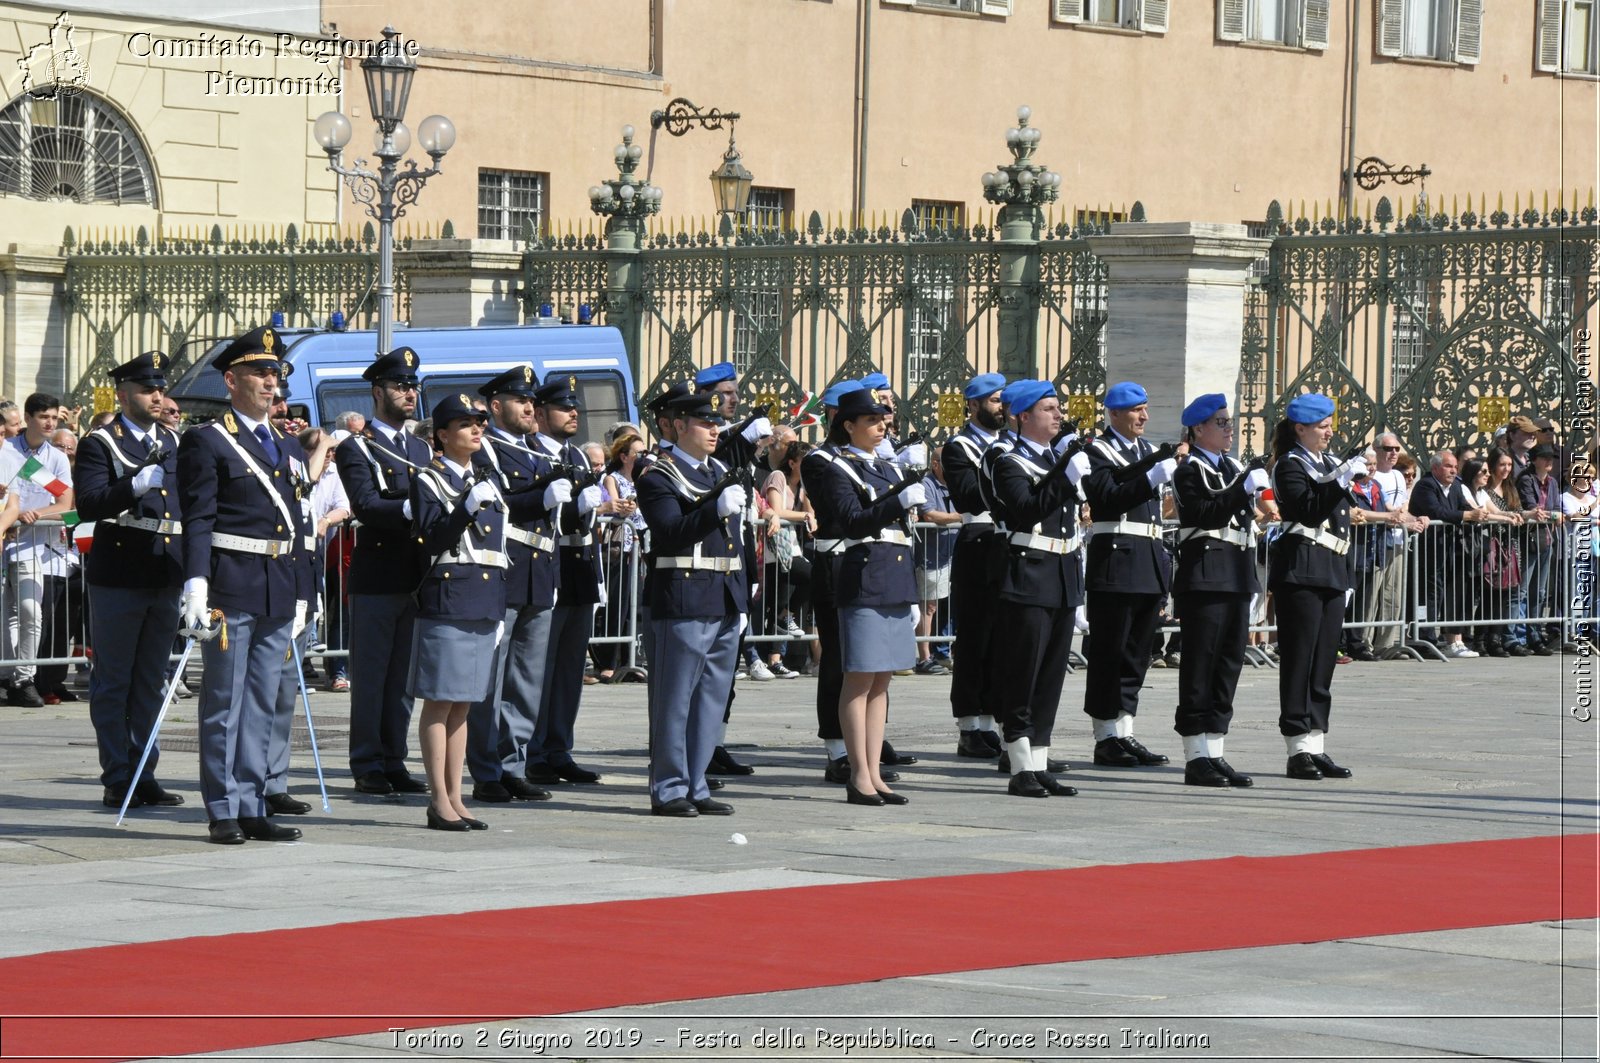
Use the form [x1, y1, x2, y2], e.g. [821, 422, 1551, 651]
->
[1119, 736, 1169, 765]
[1286, 753, 1324, 780]
[460, 815, 489, 830]
[525, 763, 563, 785]
[1486, 642, 1509, 658]
[555, 761, 602, 784]
[1093, 737, 1139, 767]
[265, 792, 310, 815]
[134, 779, 184, 805]
[1183, 757, 1231, 787]
[103, 786, 142, 809]
[845, 782, 885, 806]
[876, 789, 909, 805]
[880, 741, 918, 766]
[707, 778, 725, 790]
[651, 797, 699, 817]
[472, 780, 513, 803]
[823, 757, 851, 784]
[385, 770, 429, 794]
[501, 776, 552, 801]
[1008, 771, 1050, 798]
[6, 682, 43, 708]
[1350, 648, 1379, 662]
[979, 729, 1004, 754]
[238, 816, 301, 842]
[1506, 643, 1531, 657]
[1309, 753, 1352, 778]
[427, 805, 473, 831]
[707, 746, 755, 775]
[1212, 758, 1254, 788]
[693, 798, 734, 815]
[207, 819, 245, 845]
[1531, 642, 1554, 657]
[880, 768, 900, 783]
[353, 770, 394, 795]
[957, 730, 999, 758]
[1033, 771, 1078, 796]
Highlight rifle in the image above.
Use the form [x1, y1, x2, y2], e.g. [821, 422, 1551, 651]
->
[1108, 440, 1182, 484]
[685, 462, 755, 513]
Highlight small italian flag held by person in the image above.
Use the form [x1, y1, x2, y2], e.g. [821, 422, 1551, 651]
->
[18, 456, 68, 498]
[63, 511, 94, 554]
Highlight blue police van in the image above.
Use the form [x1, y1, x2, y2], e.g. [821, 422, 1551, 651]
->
[167, 322, 639, 444]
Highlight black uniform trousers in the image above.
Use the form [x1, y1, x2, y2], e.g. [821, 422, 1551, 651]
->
[1273, 583, 1344, 736]
[1083, 591, 1162, 719]
[812, 604, 844, 742]
[948, 533, 999, 720]
[995, 603, 1074, 745]
[1173, 591, 1250, 736]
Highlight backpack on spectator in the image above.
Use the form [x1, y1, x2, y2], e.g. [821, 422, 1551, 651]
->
[1483, 534, 1521, 590]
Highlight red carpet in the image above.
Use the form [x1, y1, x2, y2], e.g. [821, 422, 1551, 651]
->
[2, 833, 1594, 1061]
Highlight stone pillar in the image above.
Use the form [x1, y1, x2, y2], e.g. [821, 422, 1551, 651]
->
[1086, 222, 1270, 435]
[0, 245, 68, 401]
[402, 239, 525, 329]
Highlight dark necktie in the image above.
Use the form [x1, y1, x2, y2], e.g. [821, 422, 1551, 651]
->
[254, 425, 280, 465]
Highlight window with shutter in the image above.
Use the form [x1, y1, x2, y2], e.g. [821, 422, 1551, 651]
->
[1053, 0, 1085, 23]
[1302, 0, 1332, 49]
[1375, 0, 1405, 56]
[1545, 0, 1600, 74]
[980, 0, 1013, 15]
[1451, 0, 1481, 63]
[1217, 0, 1247, 41]
[1536, 0, 1565, 71]
[1139, 0, 1169, 33]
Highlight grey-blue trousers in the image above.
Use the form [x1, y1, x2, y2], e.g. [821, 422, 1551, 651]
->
[87, 583, 181, 789]
[199, 610, 290, 820]
[467, 603, 553, 783]
[346, 592, 416, 776]
[648, 614, 739, 806]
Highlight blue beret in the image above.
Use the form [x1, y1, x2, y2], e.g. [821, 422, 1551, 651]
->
[1180, 393, 1229, 427]
[1285, 393, 1336, 424]
[964, 372, 1006, 400]
[1002, 379, 1054, 415]
[859, 371, 890, 390]
[694, 361, 736, 388]
[821, 379, 865, 408]
[1104, 381, 1148, 410]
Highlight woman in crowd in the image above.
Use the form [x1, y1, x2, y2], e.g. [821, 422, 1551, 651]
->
[1485, 445, 1538, 655]
[594, 431, 647, 682]
[761, 439, 814, 678]
[1457, 457, 1524, 656]
[806, 388, 922, 806]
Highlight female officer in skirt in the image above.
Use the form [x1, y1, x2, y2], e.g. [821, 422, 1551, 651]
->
[807, 387, 924, 806]
[409, 394, 542, 830]
[1268, 393, 1363, 781]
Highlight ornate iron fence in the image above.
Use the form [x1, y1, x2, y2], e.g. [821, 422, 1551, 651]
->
[1239, 195, 1600, 460]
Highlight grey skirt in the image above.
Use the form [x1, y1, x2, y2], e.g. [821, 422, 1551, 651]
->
[407, 617, 502, 702]
[838, 604, 916, 673]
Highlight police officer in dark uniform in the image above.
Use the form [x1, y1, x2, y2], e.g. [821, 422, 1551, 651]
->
[1170, 394, 1269, 788]
[1269, 393, 1361, 781]
[178, 325, 309, 844]
[987, 380, 1083, 798]
[334, 347, 433, 796]
[466, 366, 569, 804]
[77, 350, 186, 811]
[940, 372, 1008, 760]
[527, 376, 607, 786]
[1070, 380, 1181, 768]
[635, 390, 747, 817]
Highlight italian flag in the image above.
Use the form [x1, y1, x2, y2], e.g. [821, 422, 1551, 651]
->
[789, 390, 822, 431]
[62, 512, 94, 554]
[18, 456, 68, 498]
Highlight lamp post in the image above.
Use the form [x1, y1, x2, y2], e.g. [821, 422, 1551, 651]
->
[981, 105, 1062, 241]
[647, 97, 755, 221]
[312, 26, 455, 356]
[588, 124, 664, 248]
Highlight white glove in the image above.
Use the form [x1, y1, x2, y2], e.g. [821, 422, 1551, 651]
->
[716, 484, 748, 518]
[898, 483, 927, 508]
[1338, 456, 1370, 486]
[742, 416, 773, 443]
[292, 599, 307, 639]
[543, 479, 574, 509]
[179, 577, 217, 641]
[1244, 467, 1271, 495]
[1146, 457, 1178, 487]
[1052, 433, 1078, 458]
[131, 465, 164, 497]
[465, 481, 498, 512]
[1345, 588, 1354, 608]
[899, 442, 928, 469]
[576, 484, 605, 515]
[402, 498, 413, 521]
[910, 604, 921, 627]
[739, 612, 749, 635]
[1065, 452, 1092, 486]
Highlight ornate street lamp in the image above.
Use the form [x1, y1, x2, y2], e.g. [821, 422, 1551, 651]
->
[981, 105, 1061, 238]
[588, 124, 664, 243]
[312, 26, 455, 356]
[647, 97, 755, 220]
[708, 134, 755, 217]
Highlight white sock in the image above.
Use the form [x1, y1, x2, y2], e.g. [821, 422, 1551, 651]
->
[1307, 729, 1326, 755]
[1092, 718, 1117, 741]
[824, 738, 847, 760]
[1005, 737, 1033, 777]
[979, 715, 999, 733]
[1032, 745, 1052, 772]
[1285, 733, 1312, 755]
[1204, 733, 1226, 758]
[1114, 712, 1133, 738]
[1182, 735, 1206, 762]
[958, 715, 980, 731]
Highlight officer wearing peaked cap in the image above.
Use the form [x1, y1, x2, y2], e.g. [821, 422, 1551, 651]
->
[177, 325, 311, 844]
[77, 350, 187, 812]
[334, 345, 434, 797]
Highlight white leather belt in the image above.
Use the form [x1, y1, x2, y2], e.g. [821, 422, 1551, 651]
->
[303, 535, 317, 552]
[960, 513, 993, 525]
[816, 529, 912, 553]
[506, 526, 556, 552]
[1177, 526, 1253, 549]
[443, 549, 507, 567]
[213, 532, 294, 557]
[1090, 519, 1164, 541]
[656, 555, 743, 572]
[1009, 531, 1080, 555]
[558, 533, 593, 548]
[1284, 523, 1351, 556]
[113, 514, 183, 535]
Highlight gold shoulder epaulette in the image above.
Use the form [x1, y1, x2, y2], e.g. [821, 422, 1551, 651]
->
[222, 412, 237, 433]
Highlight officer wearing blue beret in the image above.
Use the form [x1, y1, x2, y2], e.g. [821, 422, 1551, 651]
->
[940, 371, 1008, 761]
[177, 325, 311, 844]
[464, 365, 568, 805]
[1270, 392, 1359, 781]
[76, 350, 186, 812]
[1171, 393, 1269, 788]
[333, 346, 434, 797]
[1067, 380, 1180, 769]
[635, 390, 746, 816]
